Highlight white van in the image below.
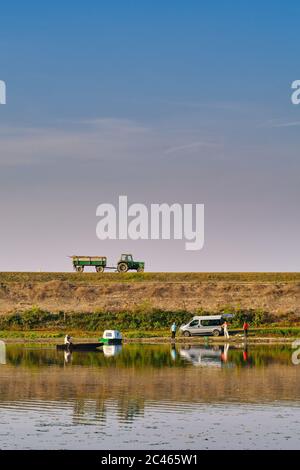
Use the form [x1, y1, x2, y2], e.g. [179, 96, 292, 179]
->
[179, 315, 224, 337]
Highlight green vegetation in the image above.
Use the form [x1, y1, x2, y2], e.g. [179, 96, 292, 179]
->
[0, 306, 299, 339]
[0, 330, 64, 339]
[0, 306, 191, 331]
[224, 308, 272, 326]
[0, 271, 299, 284]
[247, 327, 300, 337]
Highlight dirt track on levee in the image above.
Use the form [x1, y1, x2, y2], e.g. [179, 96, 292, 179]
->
[0, 272, 299, 318]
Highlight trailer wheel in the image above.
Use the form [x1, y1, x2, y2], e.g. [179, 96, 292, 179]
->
[95, 266, 104, 273]
[76, 266, 84, 273]
[117, 262, 128, 273]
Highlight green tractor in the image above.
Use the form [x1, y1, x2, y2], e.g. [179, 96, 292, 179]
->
[117, 254, 145, 273]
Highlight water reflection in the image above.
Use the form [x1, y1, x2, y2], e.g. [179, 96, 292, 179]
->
[0, 340, 6, 364]
[0, 343, 296, 369]
[103, 345, 122, 357]
[64, 350, 72, 364]
[180, 345, 223, 367]
[170, 344, 177, 361]
[0, 343, 300, 449]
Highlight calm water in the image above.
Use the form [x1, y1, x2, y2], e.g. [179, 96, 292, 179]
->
[0, 342, 300, 449]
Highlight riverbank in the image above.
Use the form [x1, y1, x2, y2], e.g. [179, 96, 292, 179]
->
[0, 327, 299, 344]
[0, 272, 299, 342]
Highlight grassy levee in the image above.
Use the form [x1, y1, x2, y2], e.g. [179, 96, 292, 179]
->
[0, 272, 299, 337]
[0, 272, 299, 283]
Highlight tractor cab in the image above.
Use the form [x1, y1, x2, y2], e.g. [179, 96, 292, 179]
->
[120, 254, 133, 262]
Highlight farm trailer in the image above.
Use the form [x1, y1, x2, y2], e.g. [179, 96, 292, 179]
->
[71, 256, 107, 272]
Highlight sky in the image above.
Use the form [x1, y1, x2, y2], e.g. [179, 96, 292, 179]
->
[0, 1, 299, 272]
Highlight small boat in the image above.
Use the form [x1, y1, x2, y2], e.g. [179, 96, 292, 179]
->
[56, 342, 103, 351]
[101, 330, 122, 345]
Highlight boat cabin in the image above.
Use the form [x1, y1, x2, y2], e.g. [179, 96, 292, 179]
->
[101, 330, 122, 345]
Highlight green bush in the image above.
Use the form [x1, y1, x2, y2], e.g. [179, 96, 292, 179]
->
[0, 306, 275, 332]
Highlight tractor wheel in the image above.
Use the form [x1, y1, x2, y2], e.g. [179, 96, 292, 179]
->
[117, 262, 128, 273]
[76, 266, 84, 273]
[137, 267, 144, 272]
[95, 266, 104, 273]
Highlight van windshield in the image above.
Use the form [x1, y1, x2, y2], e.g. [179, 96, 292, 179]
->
[189, 320, 199, 327]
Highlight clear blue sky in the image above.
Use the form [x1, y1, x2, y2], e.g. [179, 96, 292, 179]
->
[0, 1, 299, 271]
[1, 1, 299, 121]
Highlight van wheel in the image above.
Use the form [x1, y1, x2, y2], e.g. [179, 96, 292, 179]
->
[183, 331, 191, 337]
[212, 330, 220, 337]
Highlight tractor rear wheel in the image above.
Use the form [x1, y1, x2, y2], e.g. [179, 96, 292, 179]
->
[117, 262, 128, 273]
[95, 266, 104, 273]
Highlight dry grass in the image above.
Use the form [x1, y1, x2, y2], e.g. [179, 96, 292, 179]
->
[0, 272, 299, 319]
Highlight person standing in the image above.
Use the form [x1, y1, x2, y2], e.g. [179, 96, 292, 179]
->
[243, 321, 249, 340]
[222, 321, 230, 339]
[64, 334, 73, 349]
[171, 322, 177, 340]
